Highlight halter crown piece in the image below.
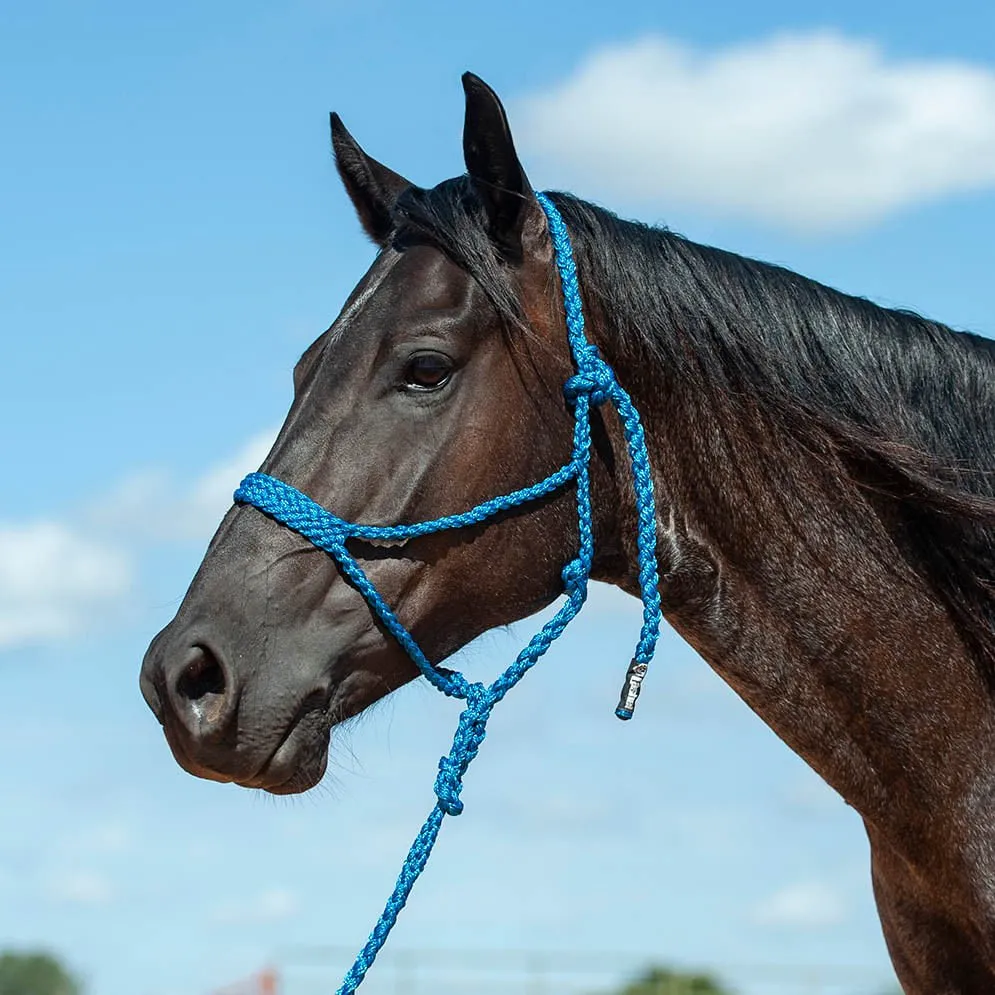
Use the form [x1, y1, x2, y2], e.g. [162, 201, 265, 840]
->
[233, 192, 663, 994]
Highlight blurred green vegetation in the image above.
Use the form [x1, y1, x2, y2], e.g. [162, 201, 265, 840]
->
[606, 965, 732, 994]
[0, 951, 80, 995]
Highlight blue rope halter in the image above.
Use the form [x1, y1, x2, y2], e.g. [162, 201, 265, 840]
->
[233, 192, 663, 994]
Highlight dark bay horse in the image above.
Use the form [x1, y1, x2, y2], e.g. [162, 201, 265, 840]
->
[140, 74, 995, 993]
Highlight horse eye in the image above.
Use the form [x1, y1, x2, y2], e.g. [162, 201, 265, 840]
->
[403, 353, 453, 391]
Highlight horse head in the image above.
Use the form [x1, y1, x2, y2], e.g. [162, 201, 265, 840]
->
[139, 75, 628, 793]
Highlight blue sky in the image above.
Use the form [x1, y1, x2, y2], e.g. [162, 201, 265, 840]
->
[2, 2, 995, 993]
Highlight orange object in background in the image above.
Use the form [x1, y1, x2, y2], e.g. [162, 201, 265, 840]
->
[211, 967, 278, 995]
[258, 967, 278, 995]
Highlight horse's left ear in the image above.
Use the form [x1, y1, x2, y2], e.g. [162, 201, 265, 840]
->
[461, 72, 537, 264]
[331, 112, 412, 247]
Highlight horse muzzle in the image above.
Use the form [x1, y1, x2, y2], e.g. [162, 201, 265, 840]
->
[140, 625, 335, 793]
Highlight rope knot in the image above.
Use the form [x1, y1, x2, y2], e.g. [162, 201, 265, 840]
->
[561, 556, 587, 594]
[434, 756, 465, 816]
[563, 347, 616, 406]
[433, 689, 493, 817]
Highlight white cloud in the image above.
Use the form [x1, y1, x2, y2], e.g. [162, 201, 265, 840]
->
[46, 868, 114, 905]
[751, 879, 847, 927]
[0, 429, 274, 653]
[211, 887, 298, 924]
[0, 522, 131, 649]
[91, 429, 276, 543]
[516, 31, 995, 233]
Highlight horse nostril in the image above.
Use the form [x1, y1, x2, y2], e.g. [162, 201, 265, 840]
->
[175, 645, 230, 729]
[178, 646, 226, 699]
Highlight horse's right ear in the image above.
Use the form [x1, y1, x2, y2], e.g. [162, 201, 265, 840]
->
[330, 113, 412, 247]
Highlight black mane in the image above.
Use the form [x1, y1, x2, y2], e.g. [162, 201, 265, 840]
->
[394, 178, 995, 685]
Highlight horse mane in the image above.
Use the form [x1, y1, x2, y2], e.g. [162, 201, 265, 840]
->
[392, 179, 995, 687]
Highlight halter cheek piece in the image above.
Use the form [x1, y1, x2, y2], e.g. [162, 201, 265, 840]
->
[234, 193, 662, 995]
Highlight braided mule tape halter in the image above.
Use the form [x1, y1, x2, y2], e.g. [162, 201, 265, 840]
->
[233, 192, 663, 993]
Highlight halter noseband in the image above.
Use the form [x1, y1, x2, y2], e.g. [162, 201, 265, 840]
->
[233, 192, 662, 994]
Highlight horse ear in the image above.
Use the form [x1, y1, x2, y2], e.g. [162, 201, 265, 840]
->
[330, 112, 411, 247]
[461, 72, 534, 263]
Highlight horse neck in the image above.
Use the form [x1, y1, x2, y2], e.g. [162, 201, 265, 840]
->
[591, 303, 995, 858]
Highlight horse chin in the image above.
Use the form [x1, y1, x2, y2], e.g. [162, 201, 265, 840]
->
[238, 707, 333, 795]
[236, 657, 410, 795]
[247, 744, 330, 796]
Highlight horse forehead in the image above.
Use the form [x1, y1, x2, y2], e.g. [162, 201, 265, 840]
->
[334, 246, 479, 340]
[329, 248, 404, 343]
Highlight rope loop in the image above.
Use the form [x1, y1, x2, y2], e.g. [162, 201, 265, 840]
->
[563, 345, 616, 406]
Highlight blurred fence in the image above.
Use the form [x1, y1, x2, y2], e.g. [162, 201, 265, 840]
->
[266, 946, 898, 995]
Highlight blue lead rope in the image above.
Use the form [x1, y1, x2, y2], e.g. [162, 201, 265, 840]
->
[233, 192, 662, 994]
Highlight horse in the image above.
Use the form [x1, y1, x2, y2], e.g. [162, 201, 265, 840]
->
[140, 73, 995, 994]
